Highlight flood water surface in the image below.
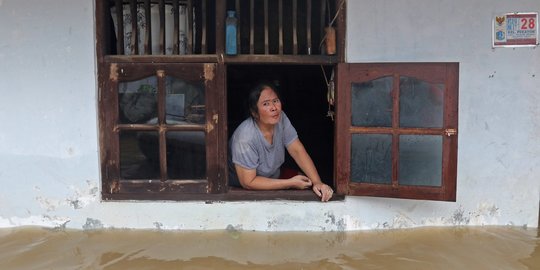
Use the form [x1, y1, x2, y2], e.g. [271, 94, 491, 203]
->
[0, 226, 538, 269]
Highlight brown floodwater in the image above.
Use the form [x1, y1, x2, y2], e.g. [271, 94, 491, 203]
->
[0, 226, 538, 270]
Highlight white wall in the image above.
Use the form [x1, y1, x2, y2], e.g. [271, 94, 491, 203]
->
[0, 0, 538, 231]
[346, 0, 540, 228]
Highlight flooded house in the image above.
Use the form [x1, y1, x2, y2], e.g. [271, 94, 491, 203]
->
[0, 0, 538, 233]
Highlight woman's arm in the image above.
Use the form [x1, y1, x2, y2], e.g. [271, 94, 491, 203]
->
[287, 139, 333, 201]
[235, 164, 312, 190]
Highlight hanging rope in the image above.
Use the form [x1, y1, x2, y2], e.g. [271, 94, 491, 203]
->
[321, 65, 335, 121]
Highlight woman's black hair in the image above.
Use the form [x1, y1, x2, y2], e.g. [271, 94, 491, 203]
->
[246, 81, 282, 119]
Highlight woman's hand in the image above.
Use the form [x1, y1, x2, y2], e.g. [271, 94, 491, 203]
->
[312, 183, 333, 202]
[288, 175, 313, 189]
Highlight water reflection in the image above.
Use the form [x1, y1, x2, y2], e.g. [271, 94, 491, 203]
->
[0, 227, 538, 269]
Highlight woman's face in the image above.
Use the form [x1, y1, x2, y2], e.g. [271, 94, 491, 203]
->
[255, 87, 282, 126]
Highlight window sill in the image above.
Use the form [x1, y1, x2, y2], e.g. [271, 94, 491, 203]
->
[224, 188, 344, 202]
[102, 188, 344, 202]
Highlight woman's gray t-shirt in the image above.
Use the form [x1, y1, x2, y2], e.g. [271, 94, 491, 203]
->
[228, 111, 298, 187]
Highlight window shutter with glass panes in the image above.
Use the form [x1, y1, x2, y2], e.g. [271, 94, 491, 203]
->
[335, 63, 458, 201]
[100, 63, 224, 200]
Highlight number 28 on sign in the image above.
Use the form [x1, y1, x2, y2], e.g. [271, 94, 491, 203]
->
[493, 12, 538, 47]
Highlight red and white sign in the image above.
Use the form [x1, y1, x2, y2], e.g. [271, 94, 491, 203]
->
[493, 12, 538, 47]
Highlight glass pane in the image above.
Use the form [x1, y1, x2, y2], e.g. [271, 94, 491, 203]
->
[351, 76, 393, 127]
[120, 131, 160, 179]
[351, 134, 392, 184]
[166, 76, 206, 124]
[167, 131, 206, 179]
[399, 135, 442, 186]
[118, 77, 158, 124]
[399, 76, 444, 128]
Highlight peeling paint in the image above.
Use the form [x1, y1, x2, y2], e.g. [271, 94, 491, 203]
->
[204, 64, 215, 81]
[34, 181, 98, 211]
[66, 180, 99, 210]
[0, 215, 70, 229]
[266, 214, 310, 231]
[35, 196, 62, 212]
[469, 203, 500, 225]
[392, 213, 417, 228]
[157, 70, 165, 78]
[206, 120, 214, 133]
[109, 63, 118, 81]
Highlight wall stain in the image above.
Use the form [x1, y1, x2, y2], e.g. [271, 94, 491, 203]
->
[392, 213, 416, 228]
[226, 224, 242, 239]
[452, 207, 470, 225]
[324, 212, 346, 231]
[35, 196, 61, 212]
[66, 180, 99, 210]
[34, 180, 98, 211]
[154, 222, 163, 230]
[83, 218, 104, 230]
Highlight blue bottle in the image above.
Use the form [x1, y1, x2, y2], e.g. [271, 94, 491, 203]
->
[225, 10, 237, 55]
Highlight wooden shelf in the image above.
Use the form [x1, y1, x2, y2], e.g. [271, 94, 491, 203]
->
[104, 54, 338, 65]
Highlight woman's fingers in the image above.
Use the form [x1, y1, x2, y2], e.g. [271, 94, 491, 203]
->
[290, 175, 312, 189]
[301, 176, 313, 189]
[314, 184, 333, 202]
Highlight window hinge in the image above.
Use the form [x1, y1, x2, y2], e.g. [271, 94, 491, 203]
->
[445, 128, 457, 136]
[206, 114, 218, 132]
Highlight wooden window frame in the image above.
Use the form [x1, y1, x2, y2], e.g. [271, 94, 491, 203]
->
[95, 0, 346, 201]
[99, 62, 227, 200]
[335, 63, 459, 201]
[97, 1, 459, 203]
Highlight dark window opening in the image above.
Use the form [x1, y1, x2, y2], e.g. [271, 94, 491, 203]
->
[227, 65, 335, 187]
[101, 0, 339, 57]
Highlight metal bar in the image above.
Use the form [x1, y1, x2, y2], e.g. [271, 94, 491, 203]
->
[215, 0, 226, 55]
[144, 0, 152, 54]
[320, 0, 326, 54]
[250, 0, 254, 54]
[159, 0, 166, 54]
[278, 0, 283, 54]
[201, 0, 207, 54]
[115, 0, 125, 54]
[173, 0, 180, 54]
[307, 0, 312, 54]
[264, 0, 269, 54]
[236, 0, 241, 53]
[292, 0, 298, 55]
[129, 0, 138, 54]
[336, 0, 346, 62]
[187, 0, 193, 53]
